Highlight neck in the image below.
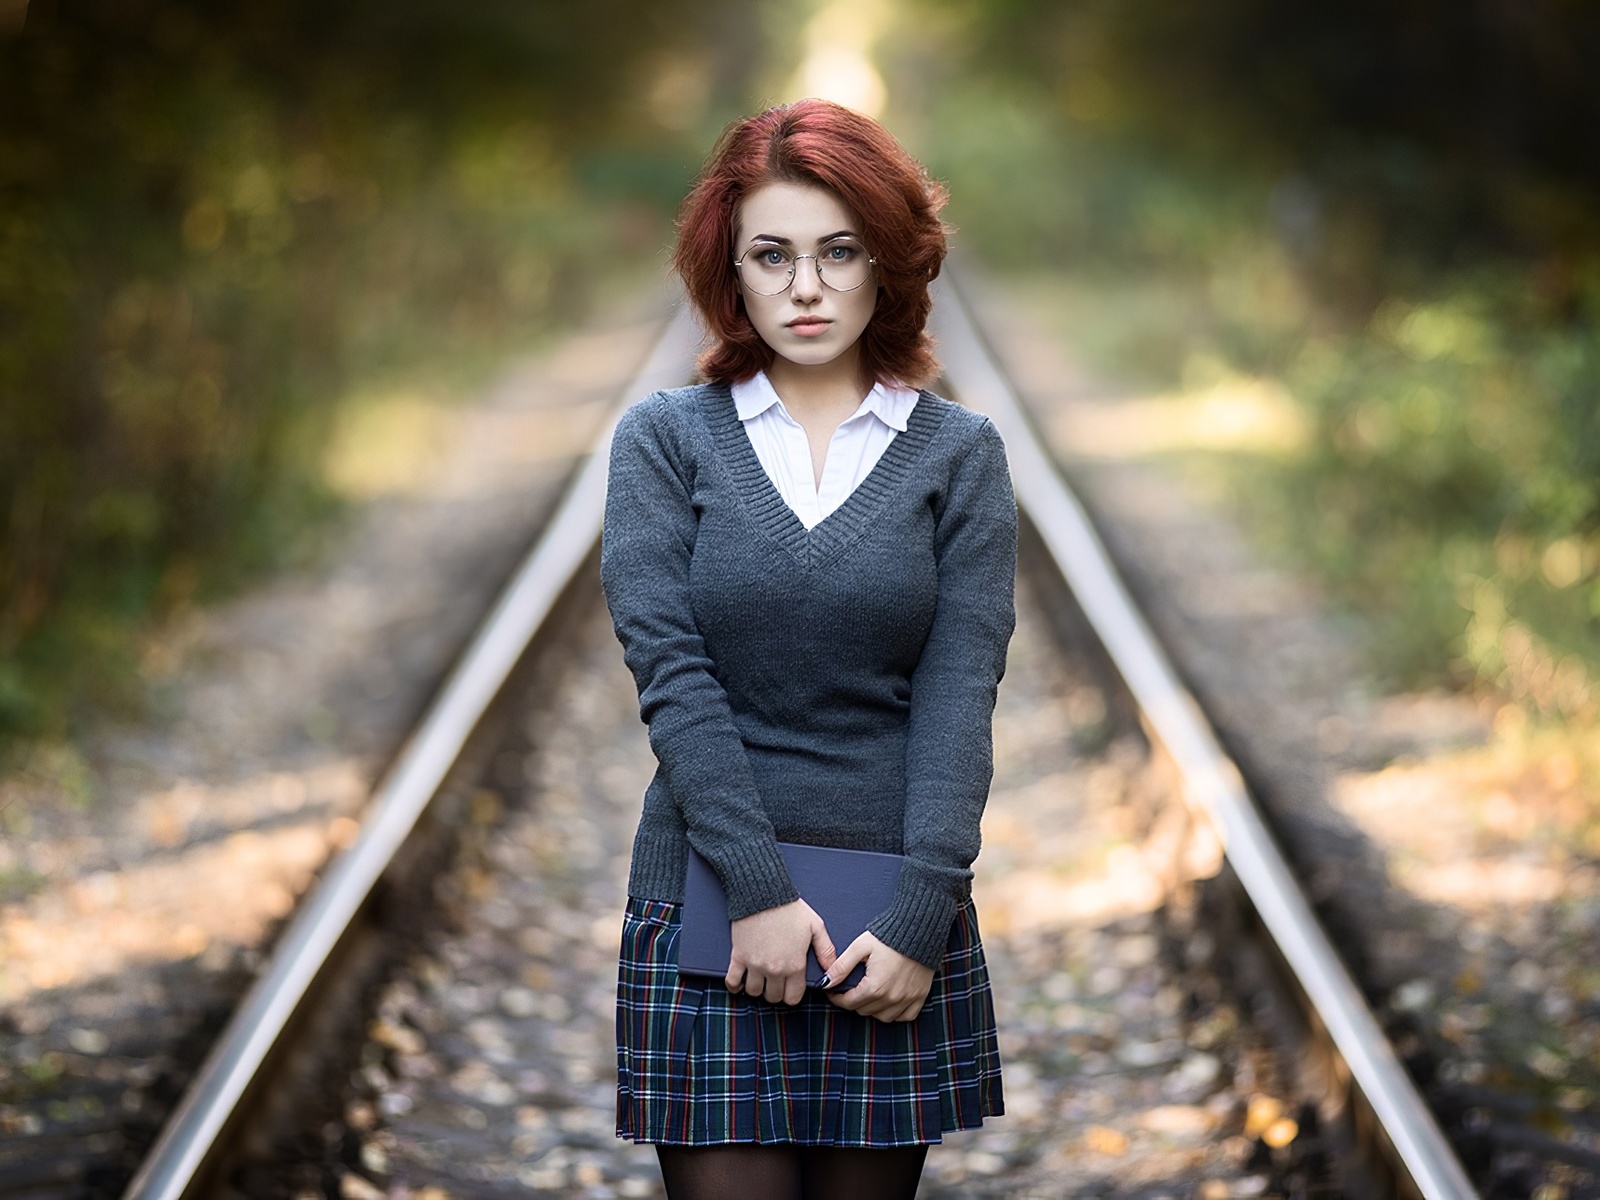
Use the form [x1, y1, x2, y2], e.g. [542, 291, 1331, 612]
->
[765, 346, 872, 419]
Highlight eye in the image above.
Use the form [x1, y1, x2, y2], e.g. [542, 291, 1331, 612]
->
[822, 241, 862, 262]
[747, 244, 790, 267]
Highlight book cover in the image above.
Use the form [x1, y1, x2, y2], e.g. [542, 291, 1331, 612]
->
[679, 842, 905, 990]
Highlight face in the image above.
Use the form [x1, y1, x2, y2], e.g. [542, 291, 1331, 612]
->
[734, 180, 878, 373]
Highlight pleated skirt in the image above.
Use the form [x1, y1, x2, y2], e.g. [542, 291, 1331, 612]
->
[614, 895, 1005, 1147]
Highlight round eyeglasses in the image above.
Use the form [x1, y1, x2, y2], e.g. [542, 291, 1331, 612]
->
[733, 237, 876, 296]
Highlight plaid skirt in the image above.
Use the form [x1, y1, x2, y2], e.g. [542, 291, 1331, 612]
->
[614, 895, 1005, 1147]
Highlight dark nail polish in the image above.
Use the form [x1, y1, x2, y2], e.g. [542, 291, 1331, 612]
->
[818, 973, 831, 988]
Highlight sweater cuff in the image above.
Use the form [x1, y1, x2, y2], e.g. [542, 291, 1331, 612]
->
[868, 866, 960, 969]
[712, 838, 801, 920]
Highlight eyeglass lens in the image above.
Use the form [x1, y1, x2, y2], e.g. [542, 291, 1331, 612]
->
[737, 239, 872, 295]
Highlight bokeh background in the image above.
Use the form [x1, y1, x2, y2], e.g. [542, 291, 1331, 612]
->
[2, 0, 1598, 782]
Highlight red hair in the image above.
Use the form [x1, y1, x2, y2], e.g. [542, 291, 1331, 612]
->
[672, 99, 950, 387]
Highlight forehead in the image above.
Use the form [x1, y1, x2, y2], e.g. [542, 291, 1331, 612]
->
[735, 180, 859, 244]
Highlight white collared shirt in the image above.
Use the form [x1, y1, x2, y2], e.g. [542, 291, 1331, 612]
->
[731, 372, 920, 530]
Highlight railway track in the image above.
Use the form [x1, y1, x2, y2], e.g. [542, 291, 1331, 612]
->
[96, 277, 1488, 1199]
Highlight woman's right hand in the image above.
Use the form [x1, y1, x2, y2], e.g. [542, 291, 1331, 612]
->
[727, 898, 836, 1006]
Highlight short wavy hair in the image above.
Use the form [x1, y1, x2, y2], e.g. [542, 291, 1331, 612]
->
[672, 99, 950, 387]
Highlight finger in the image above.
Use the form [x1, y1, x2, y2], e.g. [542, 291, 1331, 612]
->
[724, 960, 744, 993]
[846, 982, 890, 1018]
[861, 993, 896, 1020]
[886, 998, 919, 1023]
[879, 991, 916, 1021]
[743, 970, 765, 998]
[824, 980, 867, 1010]
[763, 972, 787, 1004]
[784, 972, 806, 1007]
[810, 922, 838, 973]
[819, 941, 867, 991]
[868, 992, 912, 1023]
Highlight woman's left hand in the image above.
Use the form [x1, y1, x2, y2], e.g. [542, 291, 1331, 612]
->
[820, 932, 934, 1023]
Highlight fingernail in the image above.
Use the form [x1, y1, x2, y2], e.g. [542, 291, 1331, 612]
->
[818, 973, 831, 988]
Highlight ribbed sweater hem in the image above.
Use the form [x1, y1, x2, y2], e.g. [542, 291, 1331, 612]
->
[707, 837, 802, 920]
[869, 872, 963, 969]
[625, 812, 801, 919]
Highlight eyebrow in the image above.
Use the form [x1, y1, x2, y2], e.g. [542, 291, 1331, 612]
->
[743, 229, 859, 247]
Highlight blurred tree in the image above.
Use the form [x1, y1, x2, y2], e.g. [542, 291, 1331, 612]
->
[926, 0, 1600, 275]
[898, 0, 1600, 700]
[0, 0, 764, 743]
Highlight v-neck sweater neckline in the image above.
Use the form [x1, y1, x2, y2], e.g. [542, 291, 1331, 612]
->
[701, 381, 942, 567]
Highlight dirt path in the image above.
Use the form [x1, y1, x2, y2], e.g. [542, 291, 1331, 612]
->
[0, 296, 669, 1193]
[968, 270, 1600, 1197]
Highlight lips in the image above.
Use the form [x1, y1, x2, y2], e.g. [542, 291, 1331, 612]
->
[786, 317, 831, 337]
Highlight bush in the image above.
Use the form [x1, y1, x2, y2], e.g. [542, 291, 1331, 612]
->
[0, 0, 757, 745]
[890, 10, 1600, 710]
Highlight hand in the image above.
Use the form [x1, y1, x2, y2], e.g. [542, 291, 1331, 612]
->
[821, 932, 935, 1023]
[727, 898, 837, 1006]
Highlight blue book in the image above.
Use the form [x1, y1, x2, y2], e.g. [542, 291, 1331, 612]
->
[679, 843, 905, 990]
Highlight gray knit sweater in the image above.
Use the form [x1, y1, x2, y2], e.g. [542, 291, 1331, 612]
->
[600, 381, 1016, 968]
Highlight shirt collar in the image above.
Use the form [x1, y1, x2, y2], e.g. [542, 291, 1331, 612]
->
[732, 372, 919, 432]
[860, 380, 919, 432]
[731, 371, 784, 421]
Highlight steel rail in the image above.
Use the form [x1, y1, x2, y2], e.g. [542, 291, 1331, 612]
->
[932, 272, 1478, 1200]
[122, 304, 702, 1200]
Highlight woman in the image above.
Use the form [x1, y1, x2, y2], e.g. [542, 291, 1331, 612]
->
[600, 98, 1016, 1200]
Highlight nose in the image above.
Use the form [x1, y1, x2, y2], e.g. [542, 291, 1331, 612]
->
[789, 254, 823, 301]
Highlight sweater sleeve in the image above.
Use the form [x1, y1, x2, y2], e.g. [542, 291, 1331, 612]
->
[599, 397, 800, 920]
[869, 416, 1017, 967]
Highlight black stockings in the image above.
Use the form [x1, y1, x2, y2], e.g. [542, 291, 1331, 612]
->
[655, 1143, 929, 1200]
[797, 1145, 930, 1198]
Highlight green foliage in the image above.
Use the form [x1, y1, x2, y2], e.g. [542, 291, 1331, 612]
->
[917, 0, 1600, 262]
[1272, 278, 1600, 695]
[0, 0, 758, 746]
[893, 4, 1600, 708]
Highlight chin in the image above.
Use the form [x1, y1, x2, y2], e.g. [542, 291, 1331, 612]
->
[778, 342, 846, 367]
[788, 330, 867, 362]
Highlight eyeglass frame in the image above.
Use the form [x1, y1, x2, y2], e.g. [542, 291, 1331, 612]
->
[731, 238, 878, 296]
